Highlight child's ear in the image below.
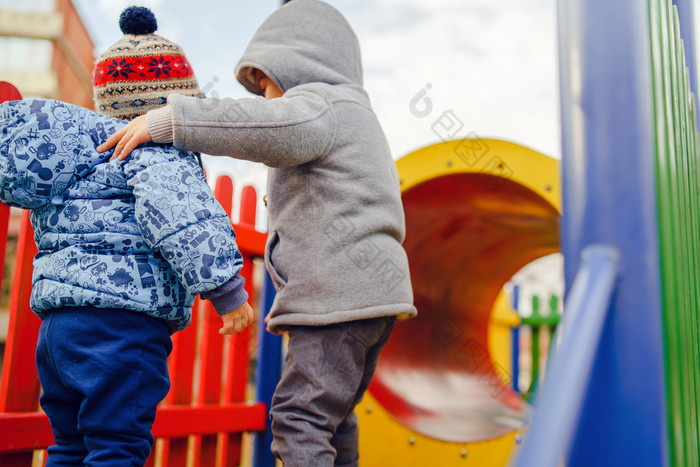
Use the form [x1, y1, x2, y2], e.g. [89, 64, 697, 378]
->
[253, 69, 265, 89]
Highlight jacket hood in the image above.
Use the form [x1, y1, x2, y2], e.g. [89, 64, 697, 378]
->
[235, 0, 363, 95]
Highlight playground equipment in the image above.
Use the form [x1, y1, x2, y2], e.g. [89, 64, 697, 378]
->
[514, 0, 700, 466]
[0, 83, 564, 466]
[2, 0, 700, 464]
[0, 77, 562, 464]
[356, 138, 561, 465]
[358, 0, 700, 465]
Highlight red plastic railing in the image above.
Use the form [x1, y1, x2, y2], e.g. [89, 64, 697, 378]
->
[0, 82, 270, 466]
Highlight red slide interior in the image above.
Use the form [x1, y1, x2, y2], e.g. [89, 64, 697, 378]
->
[369, 172, 560, 442]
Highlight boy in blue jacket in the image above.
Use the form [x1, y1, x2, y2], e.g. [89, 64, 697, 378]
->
[0, 7, 253, 466]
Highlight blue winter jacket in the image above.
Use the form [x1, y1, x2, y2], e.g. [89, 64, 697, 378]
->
[0, 99, 247, 332]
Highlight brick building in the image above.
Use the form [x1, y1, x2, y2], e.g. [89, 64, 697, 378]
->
[0, 0, 94, 108]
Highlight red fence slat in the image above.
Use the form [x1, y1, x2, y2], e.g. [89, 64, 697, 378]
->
[0, 81, 22, 102]
[0, 212, 41, 467]
[0, 403, 267, 453]
[0, 211, 40, 410]
[154, 403, 267, 437]
[235, 224, 267, 257]
[160, 296, 200, 467]
[0, 412, 53, 452]
[193, 176, 234, 466]
[221, 185, 259, 466]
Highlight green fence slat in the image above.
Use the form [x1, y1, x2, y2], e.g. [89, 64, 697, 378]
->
[682, 66, 700, 460]
[659, 1, 685, 465]
[648, 0, 700, 464]
[673, 9, 697, 466]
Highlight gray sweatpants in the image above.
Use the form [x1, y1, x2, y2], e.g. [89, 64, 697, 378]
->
[270, 316, 396, 467]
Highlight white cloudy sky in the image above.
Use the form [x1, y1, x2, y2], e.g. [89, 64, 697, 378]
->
[3, 0, 700, 182]
[70, 0, 560, 181]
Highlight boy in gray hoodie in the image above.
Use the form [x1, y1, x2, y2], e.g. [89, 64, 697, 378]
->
[100, 1, 416, 465]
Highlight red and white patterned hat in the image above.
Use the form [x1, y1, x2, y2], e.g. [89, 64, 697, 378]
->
[92, 6, 201, 120]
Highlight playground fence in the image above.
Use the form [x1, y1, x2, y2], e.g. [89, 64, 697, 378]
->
[512, 1, 700, 465]
[515, 293, 560, 400]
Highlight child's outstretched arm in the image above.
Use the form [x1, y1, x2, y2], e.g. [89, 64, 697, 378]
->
[99, 91, 335, 167]
[219, 301, 255, 335]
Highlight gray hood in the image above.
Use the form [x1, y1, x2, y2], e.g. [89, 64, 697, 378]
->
[235, 0, 363, 95]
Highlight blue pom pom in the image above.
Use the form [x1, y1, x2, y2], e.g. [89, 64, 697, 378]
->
[119, 6, 158, 35]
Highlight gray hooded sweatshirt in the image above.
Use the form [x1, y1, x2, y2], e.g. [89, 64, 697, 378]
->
[147, 0, 417, 331]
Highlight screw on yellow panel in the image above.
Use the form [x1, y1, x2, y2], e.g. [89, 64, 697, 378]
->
[357, 393, 522, 466]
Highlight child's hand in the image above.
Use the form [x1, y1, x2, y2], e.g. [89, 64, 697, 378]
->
[97, 114, 152, 161]
[219, 302, 255, 335]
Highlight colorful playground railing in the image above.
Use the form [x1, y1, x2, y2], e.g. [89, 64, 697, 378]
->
[4, 0, 700, 464]
[516, 293, 560, 401]
[513, 0, 700, 466]
[0, 84, 281, 464]
[650, 1, 700, 464]
[489, 286, 562, 399]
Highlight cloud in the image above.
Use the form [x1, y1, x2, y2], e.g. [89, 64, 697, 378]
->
[323, 0, 559, 158]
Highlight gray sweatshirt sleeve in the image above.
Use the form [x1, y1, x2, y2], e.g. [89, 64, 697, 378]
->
[146, 105, 174, 144]
[147, 91, 336, 168]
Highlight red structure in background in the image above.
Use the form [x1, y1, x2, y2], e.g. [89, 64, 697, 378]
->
[0, 82, 270, 466]
[0, 82, 21, 102]
[52, 0, 95, 109]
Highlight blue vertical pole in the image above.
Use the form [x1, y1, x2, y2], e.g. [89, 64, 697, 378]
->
[511, 284, 520, 393]
[252, 270, 283, 467]
[557, 1, 668, 466]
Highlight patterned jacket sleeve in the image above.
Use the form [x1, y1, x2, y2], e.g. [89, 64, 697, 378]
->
[123, 144, 248, 307]
[0, 99, 114, 208]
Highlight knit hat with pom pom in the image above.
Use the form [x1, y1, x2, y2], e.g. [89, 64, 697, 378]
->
[92, 6, 201, 120]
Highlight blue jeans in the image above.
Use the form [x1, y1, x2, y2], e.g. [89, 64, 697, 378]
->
[36, 307, 172, 466]
[270, 316, 396, 467]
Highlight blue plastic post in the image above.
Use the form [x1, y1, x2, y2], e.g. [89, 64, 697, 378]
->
[557, 1, 668, 465]
[252, 270, 283, 467]
[513, 246, 619, 467]
[511, 284, 520, 393]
